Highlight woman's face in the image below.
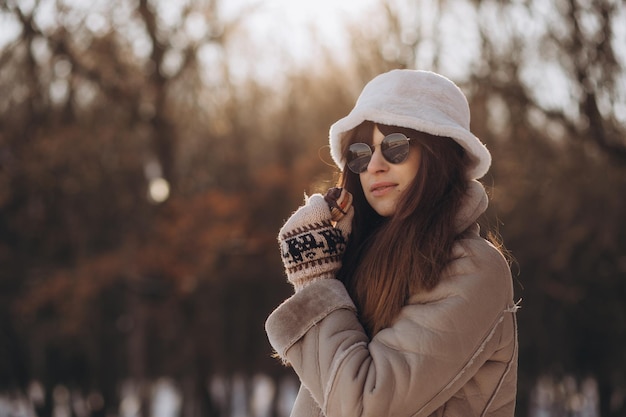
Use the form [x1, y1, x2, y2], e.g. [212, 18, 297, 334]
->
[359, 126, 422, 217]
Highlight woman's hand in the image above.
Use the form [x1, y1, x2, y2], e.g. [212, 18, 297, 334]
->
[278, 191, 353, 291]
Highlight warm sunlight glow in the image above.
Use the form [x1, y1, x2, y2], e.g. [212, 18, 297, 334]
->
[223, 0, 380, 66]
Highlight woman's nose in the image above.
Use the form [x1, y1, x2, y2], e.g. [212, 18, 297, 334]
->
[366, 147, 389, 173]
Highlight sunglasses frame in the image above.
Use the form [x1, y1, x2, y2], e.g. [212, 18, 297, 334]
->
[346, 133, 412, 174]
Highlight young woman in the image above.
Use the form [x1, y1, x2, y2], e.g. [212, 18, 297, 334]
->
[266, 69, 518, 417]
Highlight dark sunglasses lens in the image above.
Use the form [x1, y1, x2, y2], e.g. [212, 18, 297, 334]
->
[347, 142, 372, 173]
[381, 133, 410, 164]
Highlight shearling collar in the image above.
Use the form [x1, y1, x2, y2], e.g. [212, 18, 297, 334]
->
[454, 180, 488, 234]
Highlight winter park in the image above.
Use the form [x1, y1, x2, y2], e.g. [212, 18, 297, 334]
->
[1, 0, 626, 416]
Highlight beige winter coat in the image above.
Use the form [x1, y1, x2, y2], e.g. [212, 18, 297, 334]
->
[266, 183, 519, 417]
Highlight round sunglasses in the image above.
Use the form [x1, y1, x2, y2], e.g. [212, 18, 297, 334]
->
[346, 133, 412, 174]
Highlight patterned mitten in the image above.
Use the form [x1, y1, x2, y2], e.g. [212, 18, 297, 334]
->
[278, 192, 353, 291]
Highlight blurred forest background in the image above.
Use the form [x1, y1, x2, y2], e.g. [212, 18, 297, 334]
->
[1, 0, 625, 416]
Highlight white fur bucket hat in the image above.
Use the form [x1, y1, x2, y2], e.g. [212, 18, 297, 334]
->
[329, 69, 491, 180]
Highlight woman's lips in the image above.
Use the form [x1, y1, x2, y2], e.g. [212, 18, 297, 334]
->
[369, 182, 397, 197]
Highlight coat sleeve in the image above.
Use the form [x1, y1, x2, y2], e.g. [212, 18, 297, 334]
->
[265, 237, 515, 417]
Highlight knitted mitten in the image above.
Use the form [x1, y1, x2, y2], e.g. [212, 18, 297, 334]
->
[278, 193, 353, 291]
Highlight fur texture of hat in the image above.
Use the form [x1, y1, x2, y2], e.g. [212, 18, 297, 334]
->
[329, 69, 491, 180]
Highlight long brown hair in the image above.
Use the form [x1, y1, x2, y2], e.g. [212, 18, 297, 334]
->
[336, 121, 470, 336]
